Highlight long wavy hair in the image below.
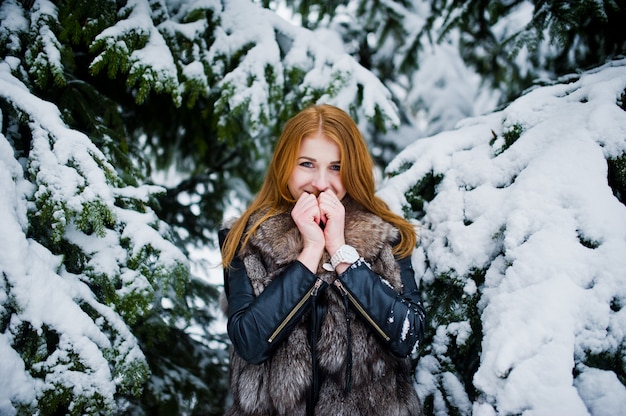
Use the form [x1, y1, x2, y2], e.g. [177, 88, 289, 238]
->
[221, 104, 416, 268]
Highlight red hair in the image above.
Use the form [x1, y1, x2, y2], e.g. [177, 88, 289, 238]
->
[221, 104, 416, 268]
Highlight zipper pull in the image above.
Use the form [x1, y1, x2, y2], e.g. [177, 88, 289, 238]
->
[311, 278, 323, 297]
[333, 279, 347, 295]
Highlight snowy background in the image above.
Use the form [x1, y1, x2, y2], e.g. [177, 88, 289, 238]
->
[1, 0, 626, 414]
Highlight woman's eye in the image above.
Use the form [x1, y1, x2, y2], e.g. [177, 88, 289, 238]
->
[300, 161, 313, 168]
[331, 164, 341, 171]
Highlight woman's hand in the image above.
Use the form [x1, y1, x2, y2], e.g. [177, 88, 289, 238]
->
[317, 190, 346, 257]
[292, 192, 325, 271]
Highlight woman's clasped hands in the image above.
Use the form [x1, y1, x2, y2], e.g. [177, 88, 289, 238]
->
[292, 190, 345, 272]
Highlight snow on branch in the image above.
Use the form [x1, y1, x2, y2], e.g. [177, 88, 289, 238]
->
[0, 59, 188, 413]
[380, 58, 626, 415]
[221, 0, 399, 129]
[90, 0, 180, 104]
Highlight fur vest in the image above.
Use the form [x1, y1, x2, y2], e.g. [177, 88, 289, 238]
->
[223, 198, 422, 415]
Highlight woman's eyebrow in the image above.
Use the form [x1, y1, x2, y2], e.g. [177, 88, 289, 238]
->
[297, 156, 341, 164]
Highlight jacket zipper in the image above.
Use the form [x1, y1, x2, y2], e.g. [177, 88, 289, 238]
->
[334, 280, 391, 342]
[268, 278, 323, 343]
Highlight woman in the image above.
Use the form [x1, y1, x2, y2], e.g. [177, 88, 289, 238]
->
[220, 104, 426, 415]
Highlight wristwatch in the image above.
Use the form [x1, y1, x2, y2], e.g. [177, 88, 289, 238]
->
[329, 244, 359, 269]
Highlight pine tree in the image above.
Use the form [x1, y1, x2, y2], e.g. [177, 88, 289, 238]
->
[383, 60, 626, 415]
[277, 0, 626, 163]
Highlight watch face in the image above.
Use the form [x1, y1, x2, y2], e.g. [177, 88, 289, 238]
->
[342, 246, 358, 261]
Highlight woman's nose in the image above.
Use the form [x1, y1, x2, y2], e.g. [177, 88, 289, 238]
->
[312, 171, 329, 191]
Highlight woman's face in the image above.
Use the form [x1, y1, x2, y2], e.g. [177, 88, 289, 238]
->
[287, 133, 346, 201]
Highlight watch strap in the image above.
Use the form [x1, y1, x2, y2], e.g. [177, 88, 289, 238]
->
[330, 244, 359, 269]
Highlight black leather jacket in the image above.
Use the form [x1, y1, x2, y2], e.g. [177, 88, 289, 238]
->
[220, 230, 426, 365]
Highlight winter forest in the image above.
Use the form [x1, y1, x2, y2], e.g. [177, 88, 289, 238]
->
[1, 0, 625, 415]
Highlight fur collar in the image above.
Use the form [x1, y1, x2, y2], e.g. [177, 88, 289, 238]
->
[242, 196, 402, 290]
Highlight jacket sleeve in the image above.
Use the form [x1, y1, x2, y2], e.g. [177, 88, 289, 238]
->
[335, 256, 426, 357]
[224, 253, 327, 364]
